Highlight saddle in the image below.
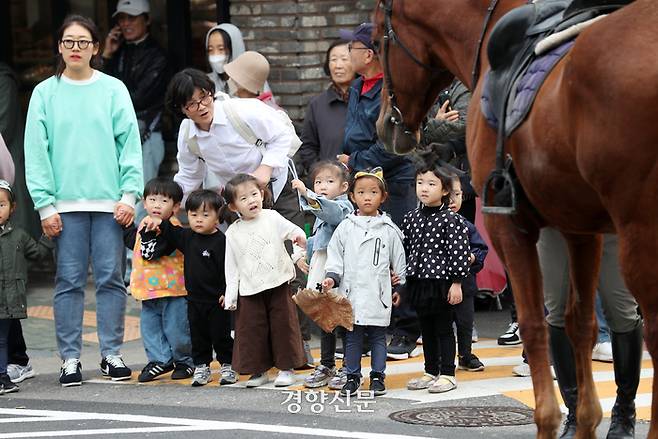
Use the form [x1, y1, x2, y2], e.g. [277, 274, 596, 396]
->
[480, 0, 634, 215]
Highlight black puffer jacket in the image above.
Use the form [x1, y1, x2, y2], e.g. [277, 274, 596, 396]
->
[103, 36, 170, 137]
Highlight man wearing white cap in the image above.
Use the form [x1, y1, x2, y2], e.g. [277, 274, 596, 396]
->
[102, 0, 169, 220]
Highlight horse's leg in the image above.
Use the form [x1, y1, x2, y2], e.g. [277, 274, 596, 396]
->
[616, 224, 658, 438]
[562, 233, 603, 439]
[485, 216, 561, 438]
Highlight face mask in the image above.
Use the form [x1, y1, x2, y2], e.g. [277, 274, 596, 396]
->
[208, 54, 227, 74]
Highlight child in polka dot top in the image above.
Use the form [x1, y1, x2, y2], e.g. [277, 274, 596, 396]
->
[401, 165, 470, 394]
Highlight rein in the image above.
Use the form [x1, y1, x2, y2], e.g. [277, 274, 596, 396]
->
[380, 0, 448, 136]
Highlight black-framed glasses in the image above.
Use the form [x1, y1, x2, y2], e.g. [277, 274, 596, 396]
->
[184, 93, 213, 112]
[60, 39, 94, 50]
[348, 42, 371, 52]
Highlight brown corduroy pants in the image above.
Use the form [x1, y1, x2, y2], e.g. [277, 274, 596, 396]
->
[232, 282, 305, 374]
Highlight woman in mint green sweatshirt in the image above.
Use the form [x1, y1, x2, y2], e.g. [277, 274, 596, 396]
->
[24, 15, 143, 387]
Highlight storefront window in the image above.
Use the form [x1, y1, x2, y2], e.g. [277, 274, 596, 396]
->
[10, 0, 56, 87]
[10, 0, 169, 90]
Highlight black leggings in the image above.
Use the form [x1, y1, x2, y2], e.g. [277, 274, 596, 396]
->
[453, 275, 476, 358]
[419, 305, 456, 376]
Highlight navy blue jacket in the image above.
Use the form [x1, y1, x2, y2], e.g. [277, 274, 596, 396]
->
[342, 77, 414, 184]
[464, 218, 488, 275]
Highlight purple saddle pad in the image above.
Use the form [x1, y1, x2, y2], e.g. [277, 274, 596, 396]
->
[481, 39, 575, 136]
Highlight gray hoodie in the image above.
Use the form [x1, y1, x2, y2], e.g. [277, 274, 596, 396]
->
[205, 23, 271, 96]
[325, 213, 406, 327]
[205, 23, 246, 94]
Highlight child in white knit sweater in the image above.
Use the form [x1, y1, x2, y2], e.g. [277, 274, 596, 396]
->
[223, 174, 307, 388]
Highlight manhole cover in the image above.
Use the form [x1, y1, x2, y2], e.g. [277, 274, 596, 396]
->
[389, 406, 535, 427]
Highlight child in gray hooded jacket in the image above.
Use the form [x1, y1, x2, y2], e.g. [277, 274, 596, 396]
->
[322, 168, 406, 398]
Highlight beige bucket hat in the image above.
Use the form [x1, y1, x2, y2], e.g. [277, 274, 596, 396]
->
[224, 51, 270, 94]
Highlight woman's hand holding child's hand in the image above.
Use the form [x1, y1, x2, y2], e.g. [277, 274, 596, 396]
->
[296, 258, 309, 274]
[41, 213, 63, 238]
[392, 292, 401, 307]
[447, 282, 463, 305]
[141, 216, 162, 232]
[114, 202, 135, 226]
[322, 277, 335, 292]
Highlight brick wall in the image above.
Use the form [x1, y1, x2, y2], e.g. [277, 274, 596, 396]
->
[229, 0, 377, 123]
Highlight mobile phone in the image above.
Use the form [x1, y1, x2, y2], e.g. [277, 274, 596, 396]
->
[438, 90, 452, 111]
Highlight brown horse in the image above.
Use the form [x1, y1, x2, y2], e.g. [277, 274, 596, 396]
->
[373, 0, 658, 438]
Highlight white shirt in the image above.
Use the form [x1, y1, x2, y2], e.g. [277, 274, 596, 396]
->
[174, 98, 291, 203]
[224, 209, 305, 309]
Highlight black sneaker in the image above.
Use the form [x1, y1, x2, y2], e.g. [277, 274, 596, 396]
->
[100, 355, 132, 381]
[387, 335, 418, 360]
[369, 372, 386, 396]
[0, 373, 19, 394]
[138, 362, 174, 382]
[497, 322, 522, 345]
[59, 359, 82, 387]
[458, 354, 485, 372]
[340, 374, 361, 397]
[171, 363, 194, 380]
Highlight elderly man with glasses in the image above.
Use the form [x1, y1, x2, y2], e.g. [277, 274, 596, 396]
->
[336, 23, 420, 366]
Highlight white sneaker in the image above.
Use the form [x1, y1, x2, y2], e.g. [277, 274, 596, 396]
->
[7, 363, 36, 384]
[428, 375, 457, 393]
[513, 362, 531, 377]
[191, 365, 212, 387]
[407, 373, 436, 390]
[328, 367, 347, 390]
[513, 362, 557, 379]
[274, 369, 296, 387]
[246, 372, 269, 388]
[592, 341, 613, 363]
[472, 325, 479, 343]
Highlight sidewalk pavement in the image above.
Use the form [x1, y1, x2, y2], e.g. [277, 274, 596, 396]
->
[21, 274, 513, 376]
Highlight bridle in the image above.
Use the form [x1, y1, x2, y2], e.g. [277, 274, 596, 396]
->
[471, 0, 501, 88]
[379, 0, 448, 137]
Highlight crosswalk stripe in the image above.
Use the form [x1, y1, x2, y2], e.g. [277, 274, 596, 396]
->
[85, 337, 654, 420]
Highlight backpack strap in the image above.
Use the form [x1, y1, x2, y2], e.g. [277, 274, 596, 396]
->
[220, 97, 266, 155]
[183, 120, 204, 161]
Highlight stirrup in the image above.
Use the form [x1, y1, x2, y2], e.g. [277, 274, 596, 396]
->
[482, 155, 518, 215]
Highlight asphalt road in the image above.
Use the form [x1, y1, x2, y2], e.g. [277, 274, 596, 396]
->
[0, 280, 650, 438]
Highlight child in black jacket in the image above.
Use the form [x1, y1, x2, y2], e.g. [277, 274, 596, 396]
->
[449, 177, 488, 372]
[142, 189, 236, 387]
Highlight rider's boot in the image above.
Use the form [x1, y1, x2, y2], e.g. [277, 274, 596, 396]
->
[549, 325, 578, 438]
[606, 320, 643, 439]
